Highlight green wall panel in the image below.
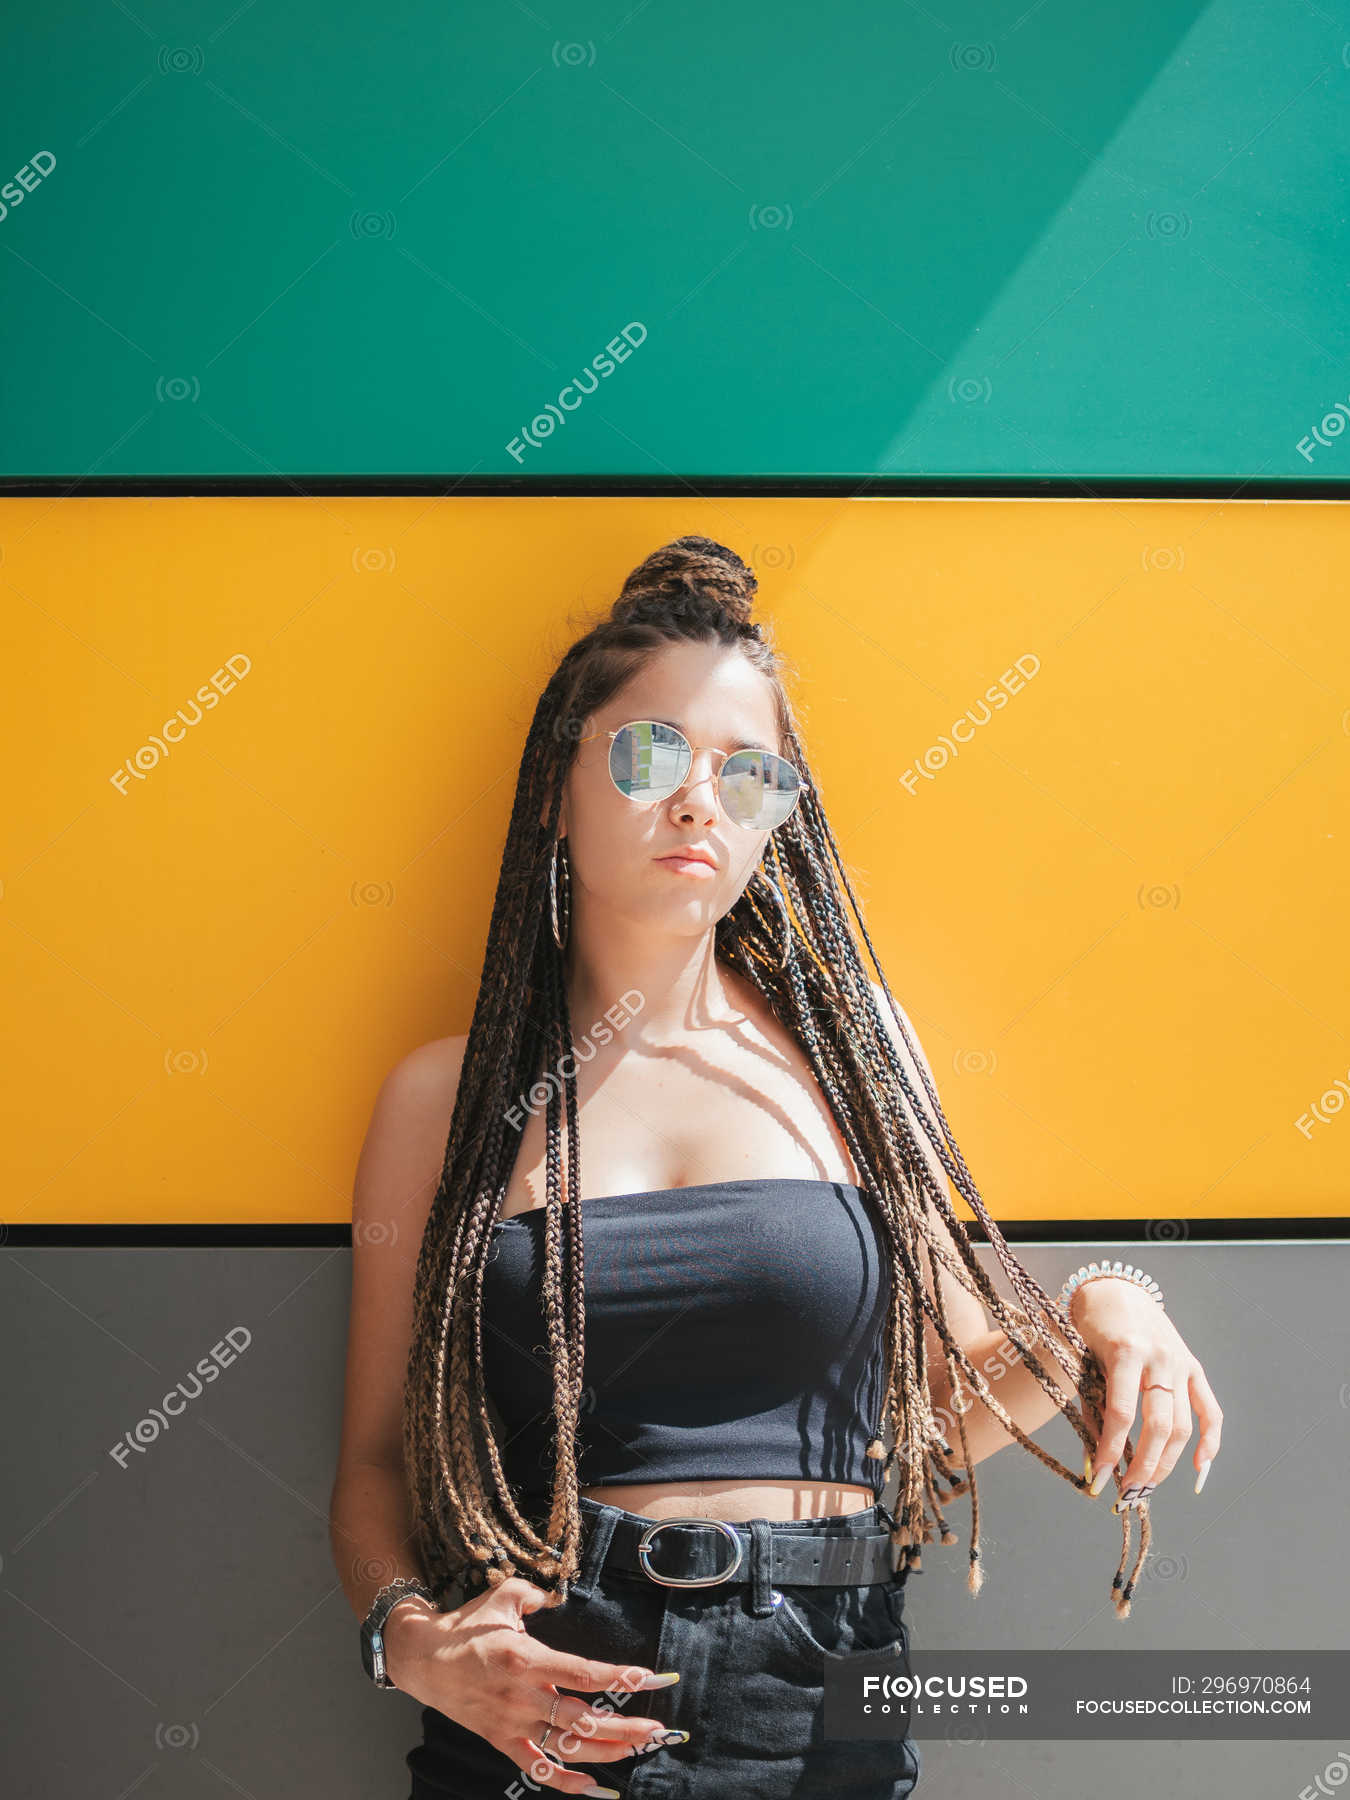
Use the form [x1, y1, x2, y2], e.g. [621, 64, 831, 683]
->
[2, 1, 1346, 479]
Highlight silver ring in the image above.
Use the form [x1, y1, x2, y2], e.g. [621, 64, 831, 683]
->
[636, 1516, 745, 1587]
[539, 1724, 554, 1752]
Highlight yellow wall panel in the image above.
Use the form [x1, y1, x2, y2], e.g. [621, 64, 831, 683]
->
[2, 497, 1345, 1224]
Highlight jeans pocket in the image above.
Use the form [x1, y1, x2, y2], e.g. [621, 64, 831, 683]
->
[770, 1577, 909, 1666]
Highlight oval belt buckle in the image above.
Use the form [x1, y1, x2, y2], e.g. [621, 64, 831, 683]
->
[636, 1516, 746, 1587]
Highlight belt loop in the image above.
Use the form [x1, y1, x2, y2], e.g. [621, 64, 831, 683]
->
[746, 1518, 776, 1617]
[569, 1504, 621, 1603]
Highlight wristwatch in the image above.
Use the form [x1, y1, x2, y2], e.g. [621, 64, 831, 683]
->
[360, 1578, 439, 1689]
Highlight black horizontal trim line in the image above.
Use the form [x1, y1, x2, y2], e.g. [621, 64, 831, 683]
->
[0, 474, 1348, 500]
[1, 1217, 1344, 1248]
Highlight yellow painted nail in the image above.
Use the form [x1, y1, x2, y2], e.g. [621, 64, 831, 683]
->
[1088, 1466, 1110, 1497]
[1194, 1458, 1211, 1495]
[1083, 1448, 1094, 1482]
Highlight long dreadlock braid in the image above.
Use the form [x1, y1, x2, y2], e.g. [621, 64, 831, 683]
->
[403, 533, 1154, 1625]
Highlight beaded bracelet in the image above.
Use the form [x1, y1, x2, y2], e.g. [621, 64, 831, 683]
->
[1057, 1260, 1164, 1320]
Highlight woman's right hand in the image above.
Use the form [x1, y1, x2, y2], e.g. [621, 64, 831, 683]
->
[384, 1576, 687, 1793]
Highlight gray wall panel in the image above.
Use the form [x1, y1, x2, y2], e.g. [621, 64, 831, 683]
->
[3, 1241, 1345, 1799]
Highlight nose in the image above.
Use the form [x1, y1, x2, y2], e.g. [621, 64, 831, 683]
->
[669, 747, 720, 826]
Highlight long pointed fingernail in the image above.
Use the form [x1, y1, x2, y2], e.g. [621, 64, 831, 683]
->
[1194, 1458, 1212, 1495]
[1088, 1466, 1110, 1497]
[1083, 1448, 1093, 1482]
[631, 1728, 691, 1754]
[1113, 1486, 1145, 1513]
[580, 1787, 622, 1798]
[635, 1671, 680, 1689]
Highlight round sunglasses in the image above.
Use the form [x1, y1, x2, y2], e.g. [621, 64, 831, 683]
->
[577, 719, 805, 831]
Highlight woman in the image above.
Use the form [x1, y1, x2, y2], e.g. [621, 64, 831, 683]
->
[330, 536, 1222, 1799]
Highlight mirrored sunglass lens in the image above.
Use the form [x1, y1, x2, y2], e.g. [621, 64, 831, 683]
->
[719, 751, 801, 829]
[608, 721, 689, 798]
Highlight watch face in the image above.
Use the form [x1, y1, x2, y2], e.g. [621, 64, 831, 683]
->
[360, 1624, 384, 1684]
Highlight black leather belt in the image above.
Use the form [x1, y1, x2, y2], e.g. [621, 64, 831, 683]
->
[573, 1505, 900, 1591]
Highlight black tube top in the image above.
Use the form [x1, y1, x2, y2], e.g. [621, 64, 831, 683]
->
[481, 1177, 891, 1502]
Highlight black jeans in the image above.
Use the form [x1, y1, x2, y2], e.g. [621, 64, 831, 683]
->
[406, 1494, 922, 1798]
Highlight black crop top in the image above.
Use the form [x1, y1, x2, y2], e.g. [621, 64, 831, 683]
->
[481, 1177, 891, 1502]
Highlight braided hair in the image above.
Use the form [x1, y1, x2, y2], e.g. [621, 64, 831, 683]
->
[402, 533, 1153, 1620]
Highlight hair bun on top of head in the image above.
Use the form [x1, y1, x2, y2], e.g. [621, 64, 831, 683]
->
[612, 534, 759, 632]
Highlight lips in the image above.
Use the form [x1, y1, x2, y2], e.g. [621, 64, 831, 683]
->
[656, 847, 717, 870]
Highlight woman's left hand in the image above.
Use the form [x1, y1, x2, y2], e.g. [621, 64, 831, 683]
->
[1070, 1276, 1223, 1509]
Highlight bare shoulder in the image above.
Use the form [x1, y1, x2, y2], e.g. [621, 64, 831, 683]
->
[865, 978, 951, 1171]
[866, 980, 989, 1327]
[380, 1031, 469, 1110]
[867, 981, 937, 1097]
[334, 1033, 470, 1477]
[355, 1034, 468, 1231]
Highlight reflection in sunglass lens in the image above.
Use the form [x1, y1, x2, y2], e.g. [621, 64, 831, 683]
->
[607, 721, 690, 799]
[719, 749, 802, 829]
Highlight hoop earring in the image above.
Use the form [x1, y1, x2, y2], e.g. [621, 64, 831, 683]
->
[549, 837, 571, 950]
